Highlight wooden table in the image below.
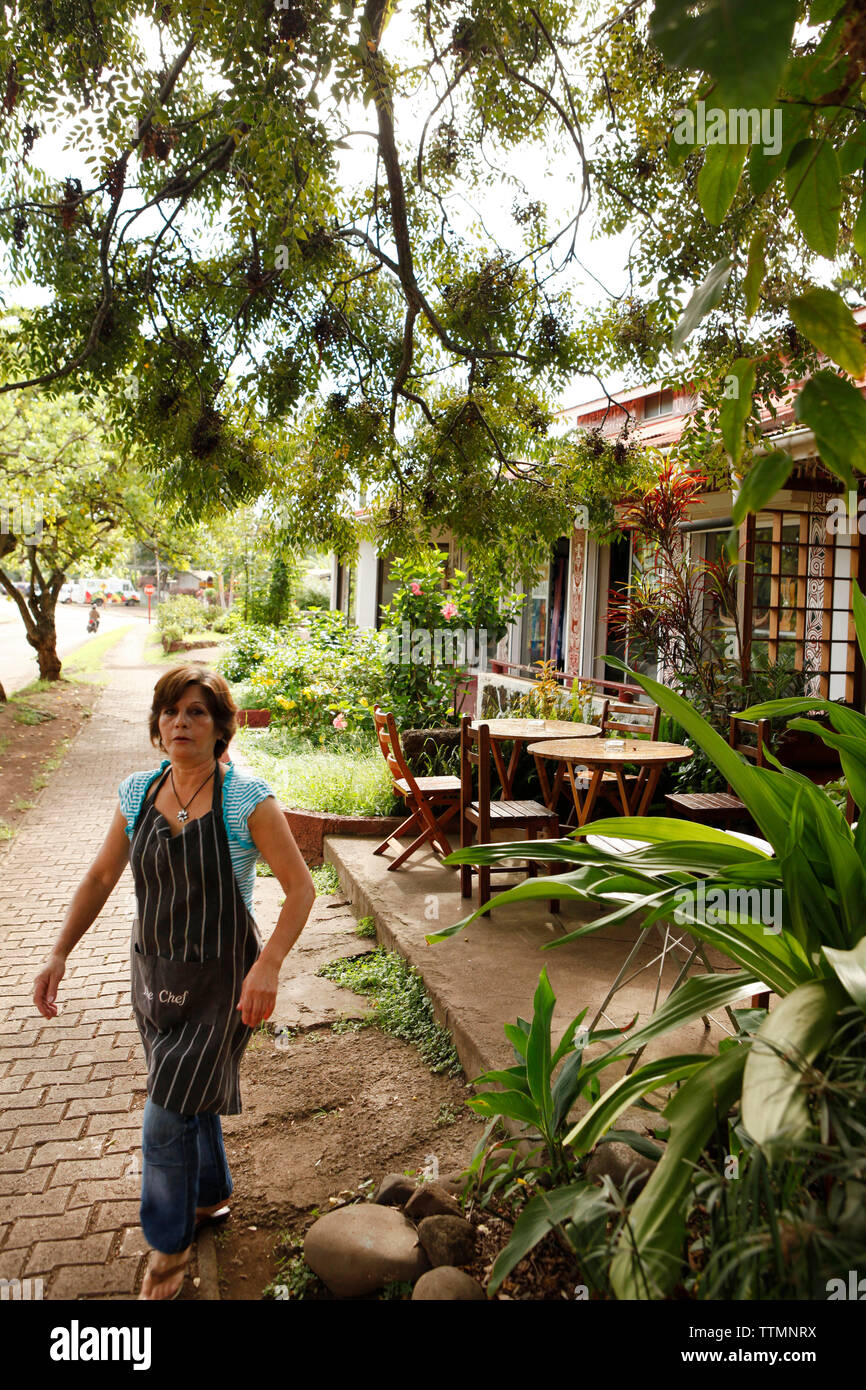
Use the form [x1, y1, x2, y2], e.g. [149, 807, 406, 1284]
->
[527, 737, 694, 825]
[471, 718, 600, 800]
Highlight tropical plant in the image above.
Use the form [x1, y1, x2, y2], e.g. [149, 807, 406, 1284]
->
[468, 969, 630, 1185]
[431, 580, 866, 1298]
[465, 967, 706, 1296]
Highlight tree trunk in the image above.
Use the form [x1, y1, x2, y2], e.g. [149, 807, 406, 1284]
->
[0, 680, 7, 702]
[28, 620, 63, 680]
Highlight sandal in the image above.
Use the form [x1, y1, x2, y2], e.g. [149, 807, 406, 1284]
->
[138, 1247, 191, 1301]
[195, 1203, 231, 1233]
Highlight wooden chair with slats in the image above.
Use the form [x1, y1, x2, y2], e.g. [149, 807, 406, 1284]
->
[460, 715, 561, 911]
[594, 699, 661, 814]
[665, 715, 768, 826]
[372, 706, 462, 871]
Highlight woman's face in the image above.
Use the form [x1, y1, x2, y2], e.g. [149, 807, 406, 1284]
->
[158, 684, 218, 760]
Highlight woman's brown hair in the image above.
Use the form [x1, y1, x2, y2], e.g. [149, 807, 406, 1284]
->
[149, 665, 238, 758]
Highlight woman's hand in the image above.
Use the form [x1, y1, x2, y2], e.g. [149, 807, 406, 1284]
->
[33, 951, 67, 1019]
[236, 958, 280, 1027]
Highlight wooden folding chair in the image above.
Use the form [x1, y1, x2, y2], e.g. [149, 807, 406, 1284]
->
[460, 715, 561, 911]
[665, 715, 768, 826]
[372, 706, 461, 871]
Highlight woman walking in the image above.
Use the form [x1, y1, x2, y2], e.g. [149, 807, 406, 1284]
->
[33, 665, 316, 1300]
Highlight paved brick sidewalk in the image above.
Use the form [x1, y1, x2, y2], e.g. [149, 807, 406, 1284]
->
[0, 624, 160, 1298]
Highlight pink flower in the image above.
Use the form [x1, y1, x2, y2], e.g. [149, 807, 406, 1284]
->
[332, 713, 347, 730]
[441, 601, 459, 620]
[410, 581, 423, 595]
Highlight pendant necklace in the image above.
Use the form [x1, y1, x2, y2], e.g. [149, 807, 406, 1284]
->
[170, 766, 214, 823]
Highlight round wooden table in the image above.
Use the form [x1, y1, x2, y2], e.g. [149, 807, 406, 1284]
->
[471, 718, 601, 800]
[527, 737, 694, 824]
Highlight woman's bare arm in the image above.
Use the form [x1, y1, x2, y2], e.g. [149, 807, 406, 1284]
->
[33, 804, 131, 1019]
[235, 796, 316, 1027]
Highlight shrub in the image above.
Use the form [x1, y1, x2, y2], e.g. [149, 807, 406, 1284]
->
[221, 611, 388, 738]
[379, 550, 523, 729]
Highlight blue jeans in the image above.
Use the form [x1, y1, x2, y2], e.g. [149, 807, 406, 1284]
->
[140, 1098, 233, 1254]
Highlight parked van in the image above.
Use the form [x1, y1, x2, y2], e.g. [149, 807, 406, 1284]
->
[71, 577, 140, 605]
[102, 577, 141, 605]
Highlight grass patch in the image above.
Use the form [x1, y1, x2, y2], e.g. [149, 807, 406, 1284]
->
[64, 623, 134, 679]
[263, 1233, 326, 1301]
[355, 915, 377, 939]
[317, 947, 462, 1076]
[310, 863, 341, 895]
[12, 702, 54, 725]
[33, 738, 70, 789]
[0, 819, 13, 841]
[236, 726, 399, 817]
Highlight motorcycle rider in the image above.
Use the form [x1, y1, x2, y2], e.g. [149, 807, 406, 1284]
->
[87, 603, 100, 633]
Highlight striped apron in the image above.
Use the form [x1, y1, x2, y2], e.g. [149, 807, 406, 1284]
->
[129, 760, 261, 1115]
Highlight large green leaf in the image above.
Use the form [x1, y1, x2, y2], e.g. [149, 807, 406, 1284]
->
[739, 696, 866, 741]
[571, 816, 771, 854]
[839, 126, 866, 176]
[741, 978, 847, 1144]
[743, 228, 766, 318]
[565, 1055, 716, 1154]
[824, 939, 866, 1012]
[487, 1183, 609, 1295]
[854, 185, 866, 260]
[784, 139, 842, 257]
[602, 971, 761, 1062]
[468, 1087, 543, 1126]
[748, 105, 812, 197]
[853, 579, 866, 672]
[789, 287, 866, 378]
[785, 719, 866, 809]
[672, 257, 732, 353]
[610, 1045, 749, 1299]
[794, 371, 866, 486]
[719, 357, 757, 463]
[650, 0, 799, 108]
[526, 968, 555, 1132]
[698, 141, 748, 224]
[640, 893, 810, 994]
[732, 449, 793, 525]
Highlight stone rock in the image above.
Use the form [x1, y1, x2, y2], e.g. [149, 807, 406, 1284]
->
[435, 1172, 466, 1197]
[412, 1266, 486, 1301]
[404, 1181, 463, 1222]
[375, 1173, 417, 1207]
[585, 1141, 655, 1193]
[304, 1204, 429, 1297]
[417, 1214, 477, 1268]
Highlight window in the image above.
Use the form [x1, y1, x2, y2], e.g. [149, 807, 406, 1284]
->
[375, 555, 399, 628]
[644, 389, 674, 419]
[520, 568, 550, 668]
[518, 538, 570, 671]
[335, 561, 356, 625]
